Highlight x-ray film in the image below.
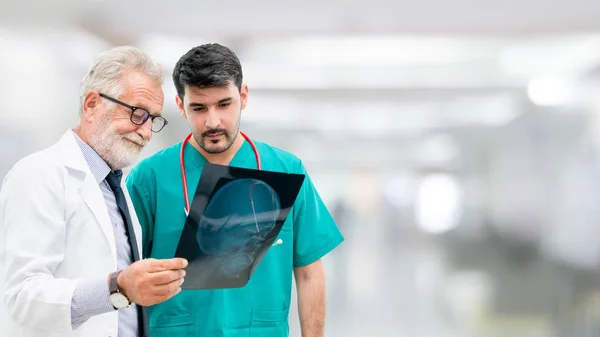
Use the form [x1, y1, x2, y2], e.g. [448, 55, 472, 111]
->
[174, 162, 305, 290]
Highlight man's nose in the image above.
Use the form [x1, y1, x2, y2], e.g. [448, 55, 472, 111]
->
[205, 109, 220, 129]
[138, 119, 153, 141]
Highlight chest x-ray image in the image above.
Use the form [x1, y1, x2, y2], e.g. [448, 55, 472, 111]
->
[175, 163, 305, 290]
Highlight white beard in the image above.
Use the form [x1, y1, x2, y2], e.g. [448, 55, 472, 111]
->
[88, 113, 147, 170]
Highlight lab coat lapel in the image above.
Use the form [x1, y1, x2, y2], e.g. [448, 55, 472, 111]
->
[58, 130, 117, 260]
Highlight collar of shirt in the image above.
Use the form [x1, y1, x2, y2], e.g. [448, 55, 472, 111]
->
[71, 130, 111, 184]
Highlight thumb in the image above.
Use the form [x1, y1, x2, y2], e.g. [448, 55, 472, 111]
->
[148, 258, 188, 272]
[169, 257, 188, 269]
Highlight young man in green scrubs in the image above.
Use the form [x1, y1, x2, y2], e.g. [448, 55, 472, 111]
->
[125, 43, 344, 337]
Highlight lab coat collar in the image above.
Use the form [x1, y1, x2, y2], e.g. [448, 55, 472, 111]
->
[59, 129, 94, 175]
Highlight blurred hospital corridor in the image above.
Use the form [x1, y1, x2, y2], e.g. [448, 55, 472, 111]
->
[4, 0, 600, 336]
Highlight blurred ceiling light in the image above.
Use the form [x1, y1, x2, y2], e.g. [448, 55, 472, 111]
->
[415, 173, 463, 235]
[243, 62, 516, 90]
[240, 94, 519, 133]
[527, 74, 577, 106]
[498, 34, 600, 80]
[245, 36, 502, 67]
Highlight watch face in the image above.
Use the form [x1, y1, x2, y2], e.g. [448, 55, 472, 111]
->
[109, 293, 130, 309]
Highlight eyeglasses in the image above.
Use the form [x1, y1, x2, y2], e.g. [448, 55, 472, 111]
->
[99, 93, 168, 133]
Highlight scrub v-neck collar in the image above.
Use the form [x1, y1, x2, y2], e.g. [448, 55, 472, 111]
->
[183, 137, 253, 169]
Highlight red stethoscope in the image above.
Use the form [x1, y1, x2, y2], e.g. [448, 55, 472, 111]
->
[180, 131, 261, 216]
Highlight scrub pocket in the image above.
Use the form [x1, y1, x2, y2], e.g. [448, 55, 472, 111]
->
[149, 313, 195, 337]
[249, 309, 289, 337]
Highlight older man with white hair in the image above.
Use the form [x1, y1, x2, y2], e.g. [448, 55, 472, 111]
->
[0, 46, 187, 337]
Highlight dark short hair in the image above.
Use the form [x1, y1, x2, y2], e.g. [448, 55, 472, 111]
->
[172, 43, 243, 99]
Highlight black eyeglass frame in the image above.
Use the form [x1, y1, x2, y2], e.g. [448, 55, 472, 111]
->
[99, 93, 168, 133]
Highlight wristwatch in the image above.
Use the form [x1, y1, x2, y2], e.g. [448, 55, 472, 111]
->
[108, 270, 131, 310]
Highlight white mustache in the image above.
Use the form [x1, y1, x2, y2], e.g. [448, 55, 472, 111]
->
[122, 133, 147, 147]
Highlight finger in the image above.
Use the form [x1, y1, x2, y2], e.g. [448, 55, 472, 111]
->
[149, 258, 188, 272]
[169, 277, 185, 294]
[171, 258, 188, 269]
[153, 277, 184, 298]
[149, 269, 186, 286]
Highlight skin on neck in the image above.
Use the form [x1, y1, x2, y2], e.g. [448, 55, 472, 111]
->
[73, 124, 90, 145]
[188, 130, 245, 166]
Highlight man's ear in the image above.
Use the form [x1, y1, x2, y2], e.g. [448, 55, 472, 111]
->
[82, 90, 101, 121]
[240, 84, 249, 110]
[176, 95, 187, 119]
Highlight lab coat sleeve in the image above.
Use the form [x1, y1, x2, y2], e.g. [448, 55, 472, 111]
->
[292, 161, 345, 268]
[0, 162, 79, 332]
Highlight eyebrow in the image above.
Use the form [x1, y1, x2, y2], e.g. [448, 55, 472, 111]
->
[188, 97, 233, 107]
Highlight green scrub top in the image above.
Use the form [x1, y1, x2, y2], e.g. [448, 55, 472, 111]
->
[125, 138, 345, 337]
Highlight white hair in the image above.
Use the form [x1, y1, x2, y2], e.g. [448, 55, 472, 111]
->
[78, 46, 163, 115]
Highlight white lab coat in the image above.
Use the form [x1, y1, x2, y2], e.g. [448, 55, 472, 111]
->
[0, 130, 143, 337]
